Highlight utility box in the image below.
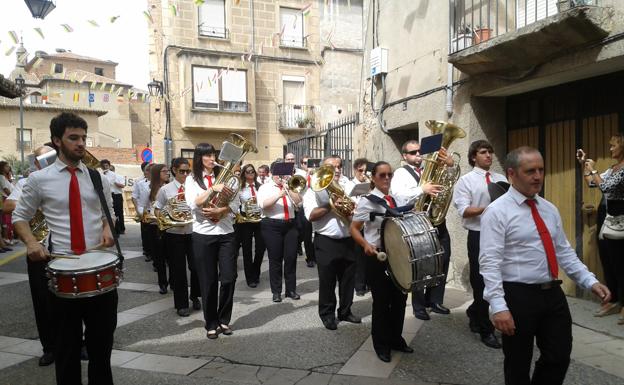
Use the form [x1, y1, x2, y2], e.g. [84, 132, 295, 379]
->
[370, 47, 388, 77]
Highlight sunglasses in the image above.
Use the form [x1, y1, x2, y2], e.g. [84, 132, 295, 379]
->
[245, 170, 255, 174]
[404, 150, 420, 155]
[356, 168, 366, 173]
[377, 172, 393, 179]
[177, 169, 191, 174]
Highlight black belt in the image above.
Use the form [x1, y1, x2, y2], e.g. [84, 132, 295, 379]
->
[504, 280, 563, 290]
[263, 217, 296, 224]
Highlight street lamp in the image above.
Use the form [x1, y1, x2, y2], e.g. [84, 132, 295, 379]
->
[23, 0, 56, 19]
[15, 75, 26, 164]
[147, 79, 163, 98]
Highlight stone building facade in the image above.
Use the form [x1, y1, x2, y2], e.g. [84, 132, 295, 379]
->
[358, 0, 624, 294]
[147, 0, 363, 165]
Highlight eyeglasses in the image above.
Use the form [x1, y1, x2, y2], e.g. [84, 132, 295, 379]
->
[356, 168, 366, 173]
[377, 172, 393, 179]
[161, 169, 169, 173]
[177, 169, 191, 174]
[245, 170, 255, 174]
[404, 150, 420, 155]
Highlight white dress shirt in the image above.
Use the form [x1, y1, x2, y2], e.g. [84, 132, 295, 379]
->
[132, 178, 151, 216]
[7, 178, 27, 202]
[154, 180, 191, 235]
[256, 175, 270, 185]
[0, 175, 14, 198]
[239, 182, 262, 217]
[184, 173, 238, 235]
[103, 170, 124, 194]
[479, 185, 599, 315]
[352, 187, 390, 248]
[303, 183, 350, 239]
[391, 165, 423, 206]
[12, 158, 114, 254]
[257, 181, 296, 220]
[453, 167, 507, 231]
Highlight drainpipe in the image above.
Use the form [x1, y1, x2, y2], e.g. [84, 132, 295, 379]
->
[446, 63, 454, 118]
[250, 0, 258, 148]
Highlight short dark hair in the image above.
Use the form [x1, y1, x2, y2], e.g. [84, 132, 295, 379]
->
[192, 143, 217, 189]
[100, 159, 111, 167]
[467, 140, 494, 167]
[171, 157, 189, 171]
[504, 146, 541, 173]
[50, 112, 88, 141]
[258, 164, 269, 173]
[370, 161, 391, 189]
[401, 139, 419, 154]
[353, 158, 368, 169]
[141, 161, 150, 171]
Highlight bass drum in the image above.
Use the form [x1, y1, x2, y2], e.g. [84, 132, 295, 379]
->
[382, 212, 445, 293]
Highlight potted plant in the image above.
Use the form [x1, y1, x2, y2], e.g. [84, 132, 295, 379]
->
[296, 115, 314, 129]
[452, 24, 474, 51]
[473, 25, 493, 44]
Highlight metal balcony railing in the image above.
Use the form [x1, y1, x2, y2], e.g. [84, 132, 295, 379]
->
[449, 0, 601, 53]
[198, 24, 229, 39]
[278, 104, 316, 129]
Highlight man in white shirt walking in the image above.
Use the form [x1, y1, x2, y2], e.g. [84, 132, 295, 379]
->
[100, 160, 126, 235]
[453, 140, 506, 349]
[480, 146, 610, 385]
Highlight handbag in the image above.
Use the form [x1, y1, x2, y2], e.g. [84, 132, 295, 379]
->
[600, 214, 624, 240]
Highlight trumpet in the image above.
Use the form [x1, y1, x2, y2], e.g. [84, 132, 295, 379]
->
[281, 175, 306, 211]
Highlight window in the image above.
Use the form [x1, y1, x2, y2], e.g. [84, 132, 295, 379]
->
[181, 149, 195, 168]
[516, 0, 558, 28]
[95, 67, 104, 76]
[280, 7, 305, 48]
[198, 0, 227, 38]
[29, 93, 42, 104]
[16, 128, 32, 152]
[282, 76, 305, 105]
[54, 63, 63, 73]
[192, 66, 248, 112]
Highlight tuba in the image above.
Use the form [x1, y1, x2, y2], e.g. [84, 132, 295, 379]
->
[204, 133, 258, 209]
[413, 120, 465, 225]
[311, 165, 355, 220]
[235, 196, 262, 223]
[157, 196, 193, 231]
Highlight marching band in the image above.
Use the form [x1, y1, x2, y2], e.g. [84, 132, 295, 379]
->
[6, 112, 615, 385]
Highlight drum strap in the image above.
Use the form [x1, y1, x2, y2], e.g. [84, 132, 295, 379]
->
[403, 165, 421, 183]
[88, 168, 124, 267]
[363, 195, 414, 221]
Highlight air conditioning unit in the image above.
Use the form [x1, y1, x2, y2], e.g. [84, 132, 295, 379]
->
[370, 47, 388, 77]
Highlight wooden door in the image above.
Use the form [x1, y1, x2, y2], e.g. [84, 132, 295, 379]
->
[580, 113, 620, 284]
[507, 126, 539, 150]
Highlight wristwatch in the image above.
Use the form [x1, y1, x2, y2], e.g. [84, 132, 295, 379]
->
[584, 172, 591, 176]
[590, 170, 598, 176]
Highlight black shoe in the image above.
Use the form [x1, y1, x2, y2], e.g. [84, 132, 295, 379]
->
[480, 333, 502, 349]
[219, 324, 233, 335]
[177, 308, 190, 317]
[322, 318, 338, 330]
[297, 247, 303, 256]
[80, 346, 88, 361]
[430, 303, 450, 315]
[391, 344, 414, 353]
[338, 313, 362, 324]
[38, 352, 54, 366]
[285, 291, 300, 300]
[375, 349, 391, 362]
[144, 256, 152, 262]
[272, 293, 282, 303]
[355, 290, 366, 297]
[191, 297, 201, 310]
[306, 260, 315, 268]
[248, 282, 258, 288]
[207, 330, 218, 339]
[159, 285, 168, 295]
[414, 308, 431, 321]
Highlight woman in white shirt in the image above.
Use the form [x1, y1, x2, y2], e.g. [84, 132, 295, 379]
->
[185, 143, 239, 339]
[350, 161, 413, 363]
[0, 161, 15, 246]
[236, 164, 266, 288]
[148, 164, 170, 294]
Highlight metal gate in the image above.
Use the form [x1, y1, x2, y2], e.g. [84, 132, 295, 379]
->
[284, 114, 358, 178]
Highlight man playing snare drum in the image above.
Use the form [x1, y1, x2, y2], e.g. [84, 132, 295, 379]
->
[13, 112, 116, 385]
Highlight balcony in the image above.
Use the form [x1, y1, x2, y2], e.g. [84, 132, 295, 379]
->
[448, 0, 612, 75]
[280, 35, 308, 49]
[198, 24, 229, 39]
[278, 104, 316, 131]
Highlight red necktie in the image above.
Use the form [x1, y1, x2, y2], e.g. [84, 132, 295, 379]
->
[261, 176, 265, 184]
[485, 172, 491, 184]
[68, 167, 86, 255]
[307, 175, 311, 188]
[279, 185, 290, 220]
[177, 184, 184, 200]
[526, 199, 559, 279]
[384, 195, 396, 208]
[250, 184, 256, 197]
[204, 175, 213, 187]
[415, 167, 421, 178]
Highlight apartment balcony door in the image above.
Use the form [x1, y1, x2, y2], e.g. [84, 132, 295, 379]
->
[507, 71, 624, 296]
[282, 76, 306, 128]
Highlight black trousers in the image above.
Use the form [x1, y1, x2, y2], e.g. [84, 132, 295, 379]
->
[27, 258, 55, 354]
[296, 210, 315, 262]
[111, 193, 124, 234]
[601, 200, 624, 305]
[164, 232, 201, 310]
[412, 221, 451, 310]
[54, 290, 118, 385]
[145, 224, 168, 287]
[466, 230, 495, 334]
[314, 233, 356, 321]
[261, 218, 299, 294]
[237, 221, 266, 285]
[140, 222, 149, 256]
[502, 282, 572, 385]
[353, 243, 367, 292]
[192, 232, 237, 330]
[368, 257, 408, 352]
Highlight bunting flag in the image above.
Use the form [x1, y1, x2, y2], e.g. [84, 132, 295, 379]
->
[32, 57, 43, 69]
[109, 84, 116, 94]
[90, 81, 96, 89]
[110, 16, 120, 23]
[143, 10, 153, 24]
[195, 81, 203, 92]
[33, 28, 45, 39]
[141, 94, 147, 102]
[79, 74, 88, 83]
[73, 92, 80, 103]
[194, 0, 205, 5]
[8, 31, 18, 44]
[100, 82, 108, 91]
[88, 20, 100, 27]
[69, 72, 77, 83]
[234, 0, 241, 5]
[5, 46, 15, 56]
[180, 86, 191, 97]
[170, 4, 178, 16]
[49, 62, 55, 75]
[61, 24, 74, 33]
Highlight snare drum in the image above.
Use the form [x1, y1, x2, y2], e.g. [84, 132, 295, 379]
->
[382, 212, 445, 293]
[46, 251, 122, 298]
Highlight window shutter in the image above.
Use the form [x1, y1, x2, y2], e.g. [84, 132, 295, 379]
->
[280, 8, 304, 47]
[516, 0, 558, 28]
[199, 0, 226, 37]
[193, 67, 219, 109]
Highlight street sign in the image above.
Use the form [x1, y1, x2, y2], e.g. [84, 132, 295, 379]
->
[88, 93, 95, 103]
[141, 147, 153, 163]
